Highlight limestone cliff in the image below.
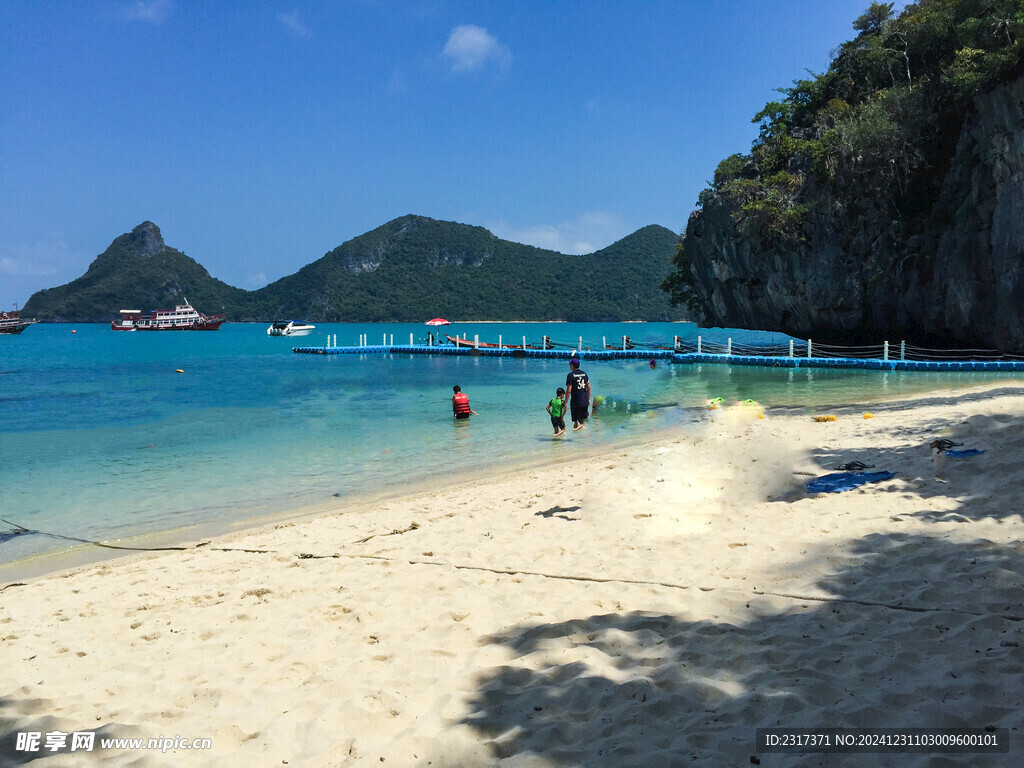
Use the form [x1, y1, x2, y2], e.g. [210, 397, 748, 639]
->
[684, 74, 1024, 353]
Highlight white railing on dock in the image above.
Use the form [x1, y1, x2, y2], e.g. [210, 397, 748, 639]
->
[306, 331, 1024, 364]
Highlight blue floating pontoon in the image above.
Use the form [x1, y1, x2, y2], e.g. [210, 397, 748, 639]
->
[291, 342, 1024, 371]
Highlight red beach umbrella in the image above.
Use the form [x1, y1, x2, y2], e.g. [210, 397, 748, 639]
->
[425, 318, 451, 326]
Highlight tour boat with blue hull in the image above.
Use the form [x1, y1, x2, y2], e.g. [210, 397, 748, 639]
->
[0, 308, 34, 334]
[111, 300, 225, 331]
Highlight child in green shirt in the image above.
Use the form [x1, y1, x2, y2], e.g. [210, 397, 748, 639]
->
[546, 387, 567, 436]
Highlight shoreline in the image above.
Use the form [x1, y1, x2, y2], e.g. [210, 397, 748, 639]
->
[2, 385, 1022, 765]
[0, 418, 697, 583]
[5, 381, 1022, 583]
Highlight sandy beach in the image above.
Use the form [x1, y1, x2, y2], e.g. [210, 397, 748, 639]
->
[2, 384, 1022, 767]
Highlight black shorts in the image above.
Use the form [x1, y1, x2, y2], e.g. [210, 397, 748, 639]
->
[570, 401, 588, 423]
[550, 415, 565, 430]
[455, 413, 470, 420]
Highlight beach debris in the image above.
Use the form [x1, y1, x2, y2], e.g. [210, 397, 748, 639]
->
[0, 527, 31, 544]
[834, 461, 875, 471]
[864, 412, 874, 418]
[736, 398, 764, 419]
[354, 522, 420, 545]
[813, 415, 837, 422]
[930, 440, 947, 476]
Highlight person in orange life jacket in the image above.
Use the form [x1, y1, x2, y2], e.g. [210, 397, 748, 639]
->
[451, 385, 477, 419]
[565, 358, 591, 431]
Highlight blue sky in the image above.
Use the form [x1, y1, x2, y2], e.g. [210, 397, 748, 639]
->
[1, 0, 893, 307]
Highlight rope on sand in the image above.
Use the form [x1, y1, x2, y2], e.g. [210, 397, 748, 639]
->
[330, 553, 1024, 623]
[4, 517, 1021, 623]
[0, 517, 271, 557]
[0, 518, 195, 552]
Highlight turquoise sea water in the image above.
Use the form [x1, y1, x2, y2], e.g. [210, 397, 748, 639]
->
[1, 321, 1020, 566]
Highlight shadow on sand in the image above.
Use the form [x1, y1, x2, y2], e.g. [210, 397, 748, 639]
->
[460, 532, 1022, 766]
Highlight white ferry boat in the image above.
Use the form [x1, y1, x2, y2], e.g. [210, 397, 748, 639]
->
[0, 308, 34, 335]
[111, 299, 225, 331]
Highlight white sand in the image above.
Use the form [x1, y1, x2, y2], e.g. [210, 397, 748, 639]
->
[2, 385, 1022, 766]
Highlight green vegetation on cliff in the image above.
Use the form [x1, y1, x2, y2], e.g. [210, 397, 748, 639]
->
[24, 217, 685, 322]
[664, 0, 1024, 308]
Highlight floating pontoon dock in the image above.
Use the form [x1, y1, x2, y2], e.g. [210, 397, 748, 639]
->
[293, 334, 1024, 372]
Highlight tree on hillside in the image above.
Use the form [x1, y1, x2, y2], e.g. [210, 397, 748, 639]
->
[853, 2, 895, 34]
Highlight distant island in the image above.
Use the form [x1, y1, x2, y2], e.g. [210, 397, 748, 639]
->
[662, 0, 1024, 354]
[22, 216, 687, 323]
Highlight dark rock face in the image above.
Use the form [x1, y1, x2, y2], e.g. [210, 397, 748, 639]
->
[912, 76, 1024, 352]
[684, 75, 1024, 353]
[122, 221, 166, 257]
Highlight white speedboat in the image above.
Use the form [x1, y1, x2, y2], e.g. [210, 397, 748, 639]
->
[267, 320, 316, 337]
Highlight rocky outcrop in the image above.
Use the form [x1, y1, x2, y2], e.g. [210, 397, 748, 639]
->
[337, 216, 493, 273]
[909, 75, 1024, 352]
[121, 221, 167, 257]
[684, 74, 1024, 353]
[21, 221, 242, 322]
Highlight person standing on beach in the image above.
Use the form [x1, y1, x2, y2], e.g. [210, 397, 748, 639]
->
[451, 385, 477, 419]
[565, 358, 591, 431]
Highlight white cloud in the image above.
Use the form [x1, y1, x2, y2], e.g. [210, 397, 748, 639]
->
[0, 256, 58, 277]
[488, 212, 628, 255]
[123, 0, 174, 23]
[278, 10, 309, 38]
[442, 25, 511, 73]
[0, 238, 83, 305]
[0, 238, 78, 276]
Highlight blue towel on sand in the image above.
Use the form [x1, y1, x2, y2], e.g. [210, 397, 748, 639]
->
[806, 471, 895, 493]
[945, 448, 986, 457]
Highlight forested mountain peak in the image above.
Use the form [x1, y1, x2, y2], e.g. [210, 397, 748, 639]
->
[23, 217, 685, 323]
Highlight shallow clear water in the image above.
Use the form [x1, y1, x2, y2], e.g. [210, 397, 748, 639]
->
[1, 322, 1019, 564]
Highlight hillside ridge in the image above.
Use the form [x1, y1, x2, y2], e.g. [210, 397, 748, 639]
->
[23, 216, 685, 322]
